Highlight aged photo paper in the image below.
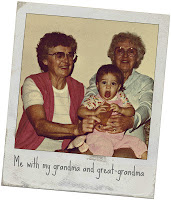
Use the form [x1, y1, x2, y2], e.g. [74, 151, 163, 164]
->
[2, 2, 170, 199]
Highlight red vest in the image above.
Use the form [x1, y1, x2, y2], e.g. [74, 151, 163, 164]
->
[15, 72, 84, 150]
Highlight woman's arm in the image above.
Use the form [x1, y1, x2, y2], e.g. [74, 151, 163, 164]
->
[22, 78, 100, 139]
[133, 77, 153, 129]
[119, 107, 135, 117]
[77, 105, 95, 119]
[26, 104, 100, 139]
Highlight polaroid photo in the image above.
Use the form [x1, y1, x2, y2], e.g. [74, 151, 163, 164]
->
[1, 1, 170, 199]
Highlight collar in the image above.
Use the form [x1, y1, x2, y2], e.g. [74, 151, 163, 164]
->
[124, 69, 138, 88]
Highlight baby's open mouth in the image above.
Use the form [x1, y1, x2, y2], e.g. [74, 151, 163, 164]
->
[105, 91, 111, 98]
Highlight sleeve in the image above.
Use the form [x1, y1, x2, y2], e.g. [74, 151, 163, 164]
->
[82, 95, 100, 110]
[22, 77, 44, 110]
[82, 74, 99, 102]
[132, 77, 154, 130]
[118, 91, 132, 108]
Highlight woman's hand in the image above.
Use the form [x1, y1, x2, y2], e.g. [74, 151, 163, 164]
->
[105, 115, 134, 134]
[74, 116, 101, 136]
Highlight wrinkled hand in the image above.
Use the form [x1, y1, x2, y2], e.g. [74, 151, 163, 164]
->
[74, 116, 101, 136]
[106, 115, 134, 134]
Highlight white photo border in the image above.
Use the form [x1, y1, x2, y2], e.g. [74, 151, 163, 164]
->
[2, 2, 170, 199]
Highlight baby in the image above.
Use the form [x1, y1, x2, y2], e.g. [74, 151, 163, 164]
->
[68, 64, 147, 159]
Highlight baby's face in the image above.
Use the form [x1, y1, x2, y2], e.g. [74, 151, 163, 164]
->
[97, 73, 121, 100]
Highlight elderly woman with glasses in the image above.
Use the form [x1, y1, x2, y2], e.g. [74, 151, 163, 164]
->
[83, 32, 153, 157]
[15, 32, 99, 151]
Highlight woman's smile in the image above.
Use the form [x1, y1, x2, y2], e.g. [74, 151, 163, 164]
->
[44, 45, 74, 79]
[114, 39, 138, 77]
[60, 66, 69, 70]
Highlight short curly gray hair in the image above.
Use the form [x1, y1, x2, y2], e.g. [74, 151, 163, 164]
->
[108, 32, 146, 69]
[36, 32, 77, 72]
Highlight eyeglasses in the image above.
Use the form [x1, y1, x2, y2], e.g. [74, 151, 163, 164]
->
[114, 47, 137, 57]
[48, 52, 76, 60]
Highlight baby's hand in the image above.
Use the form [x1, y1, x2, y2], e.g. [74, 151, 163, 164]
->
[94, 105, 108, 115]
[110, 103, 121, 113]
